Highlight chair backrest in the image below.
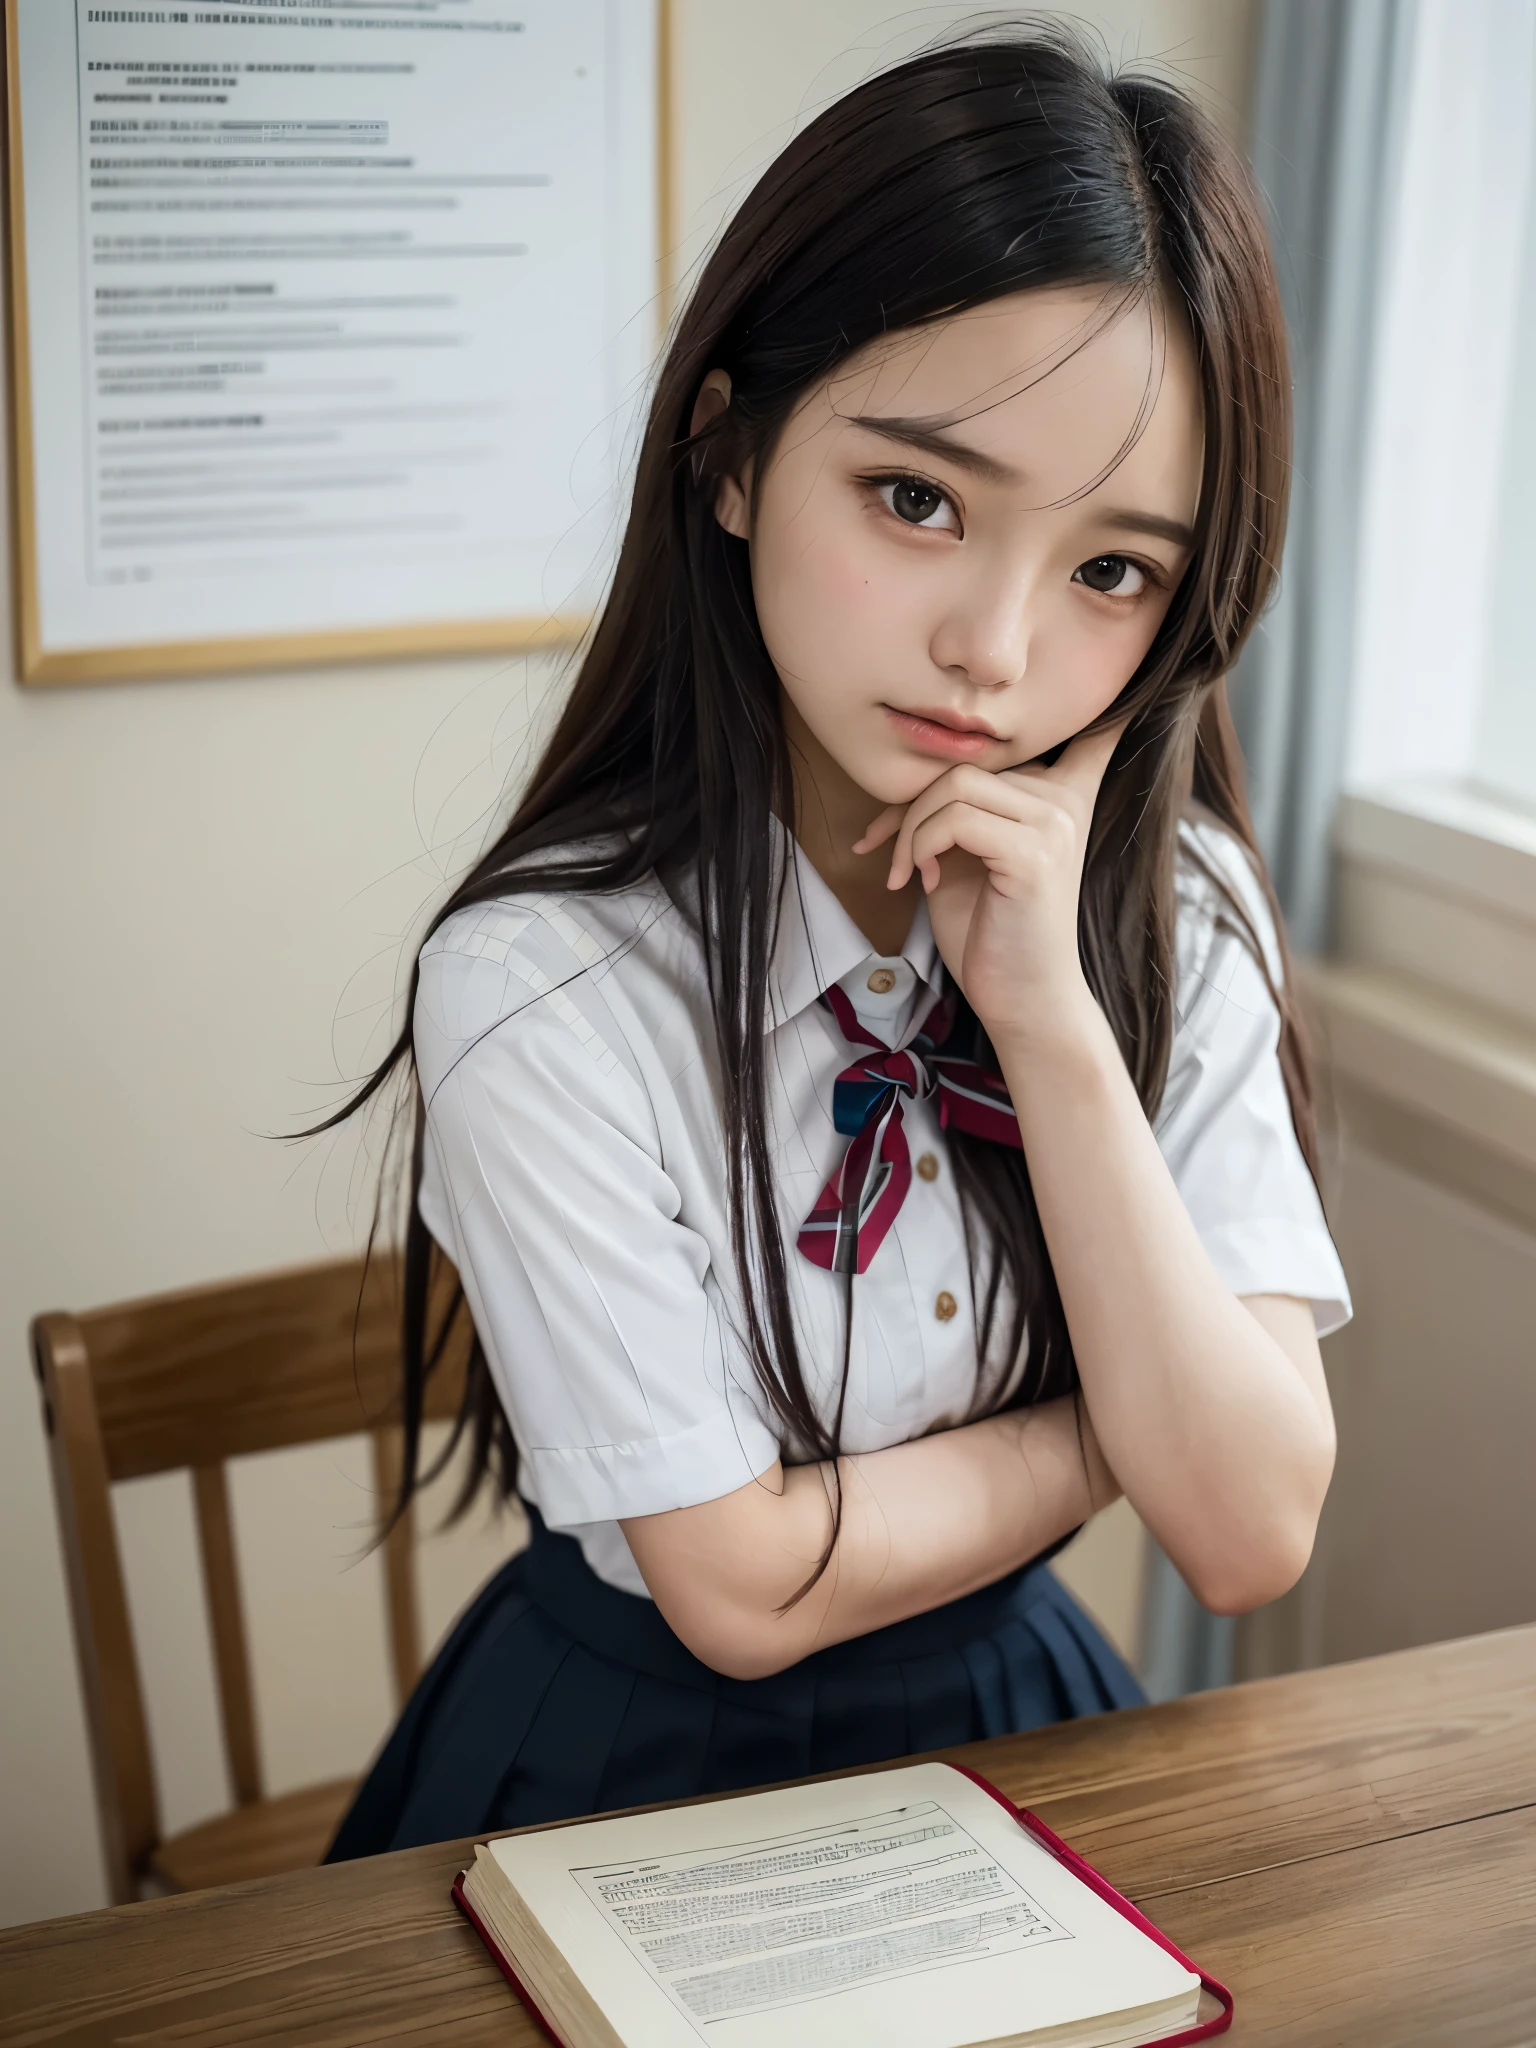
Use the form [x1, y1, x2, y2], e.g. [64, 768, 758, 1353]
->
[30, 1254, 466, 1903]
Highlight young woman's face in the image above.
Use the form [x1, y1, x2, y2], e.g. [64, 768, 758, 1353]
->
[715, 287, 1203, 807]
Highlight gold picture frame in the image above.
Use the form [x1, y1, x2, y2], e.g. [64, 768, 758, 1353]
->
[4, 0, 672, 687]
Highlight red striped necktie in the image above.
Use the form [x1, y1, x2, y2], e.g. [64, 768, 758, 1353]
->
[796, 981, 1023, 1276]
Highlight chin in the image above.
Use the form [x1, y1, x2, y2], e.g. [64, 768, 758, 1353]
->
[867, 758, 950, 805]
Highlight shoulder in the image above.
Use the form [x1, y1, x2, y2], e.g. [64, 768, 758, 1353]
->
[414, 863, 696, 1098]
[421, 871, 672, 989]
[1160, 820, 1292, 1144]
[1173, 813, 1286, 1000]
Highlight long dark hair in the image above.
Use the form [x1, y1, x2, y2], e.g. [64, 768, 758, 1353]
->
[335, 26, 1310, 1552]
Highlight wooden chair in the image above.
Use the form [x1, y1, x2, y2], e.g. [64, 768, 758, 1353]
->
[30, 1255, 466, 1904]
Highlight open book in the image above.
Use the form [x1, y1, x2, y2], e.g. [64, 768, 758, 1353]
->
[454, 1761, 1228, 2048]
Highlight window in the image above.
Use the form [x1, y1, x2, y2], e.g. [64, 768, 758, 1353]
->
[1344, 0, 1536, 812]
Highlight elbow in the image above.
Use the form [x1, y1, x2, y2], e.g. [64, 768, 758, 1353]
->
[625, 1508, 819, 1680]
[643, 1586, 804, 1681]
[670, 1614, 799, 1682]
[1184, 1500, 1326, 1617]
[704, 1641, 796, 1683]
[1184, 1434, 1335, 1617]
[1196, 1413, 1336, 1616]
[1187, 1542, 1309, 1617]
[621, 1470, 830, 1679]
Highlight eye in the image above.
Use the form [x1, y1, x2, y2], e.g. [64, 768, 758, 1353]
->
[876, 475, 960, 532]
[1074, 554, 1148, 597]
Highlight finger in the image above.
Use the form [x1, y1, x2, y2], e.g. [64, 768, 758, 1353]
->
[1044, 716, 1130, 797]
[907, 803, 1029, 892]
[851, 805, 905, 856]
[882, 775, 964, 889]
[885, 767, 1037, 889]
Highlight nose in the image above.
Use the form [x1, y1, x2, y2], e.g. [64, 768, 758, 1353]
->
[927, 555, 1035, 690]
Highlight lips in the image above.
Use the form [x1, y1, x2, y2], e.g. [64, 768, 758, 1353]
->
[902, 706, 1000, 737]
[884, 705, 1002, 759]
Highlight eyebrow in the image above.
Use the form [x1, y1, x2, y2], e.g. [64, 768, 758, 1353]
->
[848, 414, 1195, 552]
[850, 414, 1021, 485]
[1095, 508, 1195, 549]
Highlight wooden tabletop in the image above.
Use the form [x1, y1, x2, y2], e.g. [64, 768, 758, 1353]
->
[4, 1626, 1534, 2046]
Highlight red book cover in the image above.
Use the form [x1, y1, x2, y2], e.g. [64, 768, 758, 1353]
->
[451, 1763, 1234, 2047]
[454, 1873, 566, 2047]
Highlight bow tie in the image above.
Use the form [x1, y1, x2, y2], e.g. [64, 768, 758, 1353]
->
[797, 981, 1022, 1276]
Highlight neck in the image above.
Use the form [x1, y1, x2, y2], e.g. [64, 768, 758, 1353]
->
[781, 693, 924, 958]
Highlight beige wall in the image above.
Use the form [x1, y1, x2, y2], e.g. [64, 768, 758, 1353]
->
[1240, 798, 1536, 1680]
[1316, 1149, 1536, 1658]
[0, 0, 1256, 1928]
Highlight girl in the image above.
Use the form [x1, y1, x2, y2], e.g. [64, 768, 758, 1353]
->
[327, 25, 1347, 1860]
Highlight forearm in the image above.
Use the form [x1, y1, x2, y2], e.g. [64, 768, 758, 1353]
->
[994, 999, 1335, 1612]
[622, 1394, 1112, 1679]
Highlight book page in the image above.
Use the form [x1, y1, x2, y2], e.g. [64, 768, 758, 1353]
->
[491, 1763, 1201, 2048]
[572, 1797, 1072, 2028]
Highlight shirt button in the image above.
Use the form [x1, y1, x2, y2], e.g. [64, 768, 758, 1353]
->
[934, 1290, 958, 1322]
[866, 967, 897, 994]
[916, 1152, 939, 1182]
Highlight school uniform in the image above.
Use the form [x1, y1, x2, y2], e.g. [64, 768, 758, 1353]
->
[326, 821, 1349, 1860]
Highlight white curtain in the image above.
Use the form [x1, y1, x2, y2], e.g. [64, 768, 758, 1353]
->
[1142, 0, 1536, 1697]
[1138, 0, 1417, 1700]
[1232, 0, 1419, 953]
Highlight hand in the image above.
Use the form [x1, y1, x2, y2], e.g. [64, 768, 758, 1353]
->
[852, 723, 1124, 1045]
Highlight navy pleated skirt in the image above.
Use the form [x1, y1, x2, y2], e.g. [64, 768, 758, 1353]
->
[325, 1507, 1143, 1861]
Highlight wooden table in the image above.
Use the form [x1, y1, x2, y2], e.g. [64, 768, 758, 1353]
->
[4, 1627, 1534, 2046]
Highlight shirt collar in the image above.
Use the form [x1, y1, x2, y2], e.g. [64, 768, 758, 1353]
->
[767, 823, 940, 1032]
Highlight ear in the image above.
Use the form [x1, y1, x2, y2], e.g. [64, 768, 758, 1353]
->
[689, 368, 751, 540]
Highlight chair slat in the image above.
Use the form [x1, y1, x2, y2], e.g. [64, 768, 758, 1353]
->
[32, 1252, 472, 1898]
[371, 1428, 423, 1706]
[192, 1463, 263, 1808]
[82, 1255, 467, 1480]
[31, 1315, 159, 1903]
[150, 1778, 356, 1895]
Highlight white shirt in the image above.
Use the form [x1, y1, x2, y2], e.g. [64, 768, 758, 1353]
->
[415, 821, 1350, 1595]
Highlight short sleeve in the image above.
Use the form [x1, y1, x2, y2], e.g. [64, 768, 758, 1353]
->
[414, 904, 781, 1528]
[1157, 824, 1351, 1337]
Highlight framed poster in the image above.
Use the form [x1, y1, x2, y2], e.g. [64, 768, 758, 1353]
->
[5, 0, 666, 684]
